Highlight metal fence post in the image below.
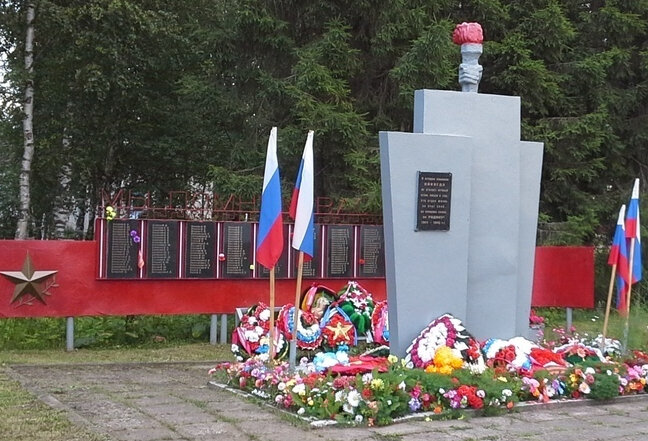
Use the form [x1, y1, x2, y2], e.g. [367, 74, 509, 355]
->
[209, 314, 218, 345]
[66, 317, 74, 351]
[219, 314, 228, 344]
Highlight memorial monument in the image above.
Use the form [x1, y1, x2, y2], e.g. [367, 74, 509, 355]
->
[379, 23, 544, 357]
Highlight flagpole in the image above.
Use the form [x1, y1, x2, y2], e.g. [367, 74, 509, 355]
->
[622, 237, 636, 352]
[602, 263, 617, 341]
[290, 251, 305, 368]
[269, 267, 276, 359]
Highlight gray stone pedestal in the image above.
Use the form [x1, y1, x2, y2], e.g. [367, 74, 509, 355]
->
[380, 89, 543, 357]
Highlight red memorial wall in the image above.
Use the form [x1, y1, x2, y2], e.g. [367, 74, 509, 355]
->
[0, 220, 594, 318]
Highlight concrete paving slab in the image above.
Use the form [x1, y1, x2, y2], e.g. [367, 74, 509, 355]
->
[8, 362, 648, 441]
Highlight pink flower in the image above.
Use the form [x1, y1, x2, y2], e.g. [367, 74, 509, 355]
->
[452, 22, 483, 45]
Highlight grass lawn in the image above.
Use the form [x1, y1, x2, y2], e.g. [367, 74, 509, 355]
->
[0, 343, 234, 441]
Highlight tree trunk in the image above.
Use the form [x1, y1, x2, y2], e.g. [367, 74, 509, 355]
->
[15, 2, 36, 240]
[53, 129, 73, 238]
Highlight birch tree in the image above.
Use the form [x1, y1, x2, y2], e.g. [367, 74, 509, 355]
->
[15, 1, 34, 239]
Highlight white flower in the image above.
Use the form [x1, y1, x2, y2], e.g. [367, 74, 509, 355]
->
[347, 390, 361, 407]
[231, 344, 239, 353]
[254, 326, 264, 335]
[362, 373, 373, 384]
[398, 381, 406, 390]
[579, 382, 591, 394]
[502, 389, 512, 397]
[258, 309, 271, 321]
[292, 383, 306, 395]
[438, 388, 446, 394]
[244, 330, 260, 342]
[335, 390, 346, 403]
[387, 399, 392, 406]
[343, 403, 354, 414]
[247, 316, 258, 325]
[354, 415, 363, 423]
[277, 382, 286, 391]
[585, 367, 596, 375]
[336, 351, 350, 364]
[297, 407, 305, 415]
[476, 389, 485, 398]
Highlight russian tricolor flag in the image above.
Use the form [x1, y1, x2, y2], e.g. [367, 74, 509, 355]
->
[625, 178, 642, 288]
[289, 131, 315, 258]
[608, 205, 630, 311]
[256, 127, 284, 269]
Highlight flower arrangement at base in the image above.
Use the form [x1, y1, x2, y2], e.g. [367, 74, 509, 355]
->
[482, 337, 538, 372]
[210, 283, 648, 427]
[404, 314, 482, 371]
[621, 363, 648, 394]
[424, 346, 464, 375]
[231, 302, 287, 361]
[320, 306, 357, 351]
[277, 304, 322, 350]
[300, 284, 338, 321]
[336, 281, 375, 338]
[553, 342, 606, 365]
[371, 301, 389, 345]
[520, 374, 566, 403]
[529, 347, 568, 373]
[565, 365, 620, 400]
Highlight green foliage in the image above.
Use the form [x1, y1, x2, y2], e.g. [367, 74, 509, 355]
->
[588, 372, 621, 400]
[0, 315, 213, 350]
[0, 0, 647, 247]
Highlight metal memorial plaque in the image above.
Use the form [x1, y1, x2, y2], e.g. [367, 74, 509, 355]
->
[185, 222, 215, 278]
[257, 224, 289, 278]
[358, 225, 385, 277]
[146, 221, 179, 278]
[326, 225, 354, 278]
[221, 222, 253, 278]
[300, 225, 321, 278]
[107, 219, 140, 278]
[416, 171, 452, 231]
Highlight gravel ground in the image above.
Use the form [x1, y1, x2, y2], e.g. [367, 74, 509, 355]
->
[7, 362, 648, 441]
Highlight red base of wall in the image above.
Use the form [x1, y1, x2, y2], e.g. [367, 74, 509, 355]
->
[0, 241, 594, 318]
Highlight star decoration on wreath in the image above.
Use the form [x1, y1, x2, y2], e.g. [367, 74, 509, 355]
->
[326, 321, 353, 340]
[0, 253, 58, 305]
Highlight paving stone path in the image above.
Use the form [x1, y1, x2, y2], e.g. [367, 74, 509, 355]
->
[8, 362, 648, 441]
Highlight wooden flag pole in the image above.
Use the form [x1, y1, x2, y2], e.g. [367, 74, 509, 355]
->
[269, 267, 276, 360]
[622, 237, 636, 352]
[602, 263, 618, 341]
[289, 252, 305, 368]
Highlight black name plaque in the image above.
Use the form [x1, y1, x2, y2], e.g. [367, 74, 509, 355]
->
[358, 225, 385, 277]
[416, 171, 452, 231]
[185, 222, 215, 278]
[146, 221, 179, 278]
[106, 219, 140, 278]
[326, 225, 354, 278]
[221, 222, 253, 278]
